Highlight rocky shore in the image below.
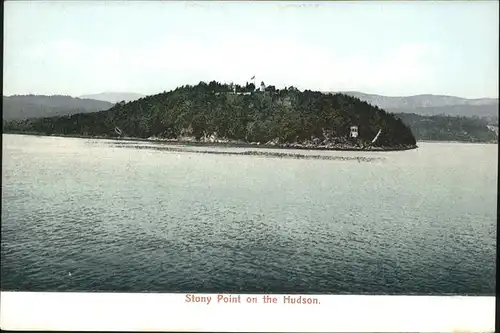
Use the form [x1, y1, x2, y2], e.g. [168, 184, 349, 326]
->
[166, 134, 418, 151]
[4, 131, 418, 151]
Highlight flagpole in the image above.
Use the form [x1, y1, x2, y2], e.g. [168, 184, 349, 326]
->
[249, 75, 256, 91]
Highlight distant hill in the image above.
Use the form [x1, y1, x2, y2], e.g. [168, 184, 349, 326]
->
[390, 104, 498, 124]
[79, 92, 145, 104]
[340, 91, 497, 108]
[2, 95, 114, 121]
[394, 113, 497, 142]
[339, 92, 499, 124]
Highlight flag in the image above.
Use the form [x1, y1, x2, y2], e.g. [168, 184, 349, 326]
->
[250, 75, 255, 80]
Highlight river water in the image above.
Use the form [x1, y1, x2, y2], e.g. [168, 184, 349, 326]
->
[1, 134, 497, 294]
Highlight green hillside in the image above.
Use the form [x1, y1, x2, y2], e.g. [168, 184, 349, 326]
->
[3, 81, 417, 150]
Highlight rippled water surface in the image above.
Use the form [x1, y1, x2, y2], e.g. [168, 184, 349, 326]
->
[1, 134, 497, 294]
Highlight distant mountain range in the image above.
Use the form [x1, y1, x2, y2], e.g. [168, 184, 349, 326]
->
[339, 91, 498, 123]
[340, 91, 497, 108]
[2, 95, 113, 121]
[79, 92, 146, 104]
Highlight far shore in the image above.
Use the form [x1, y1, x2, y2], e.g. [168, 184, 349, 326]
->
[417, 139, 498, 144]
[3, 131, 420, 152]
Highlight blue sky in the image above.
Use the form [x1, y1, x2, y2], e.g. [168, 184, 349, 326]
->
[3, 1, 499, 98]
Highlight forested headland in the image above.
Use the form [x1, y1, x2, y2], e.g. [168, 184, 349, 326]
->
[3, 81, 419, 150]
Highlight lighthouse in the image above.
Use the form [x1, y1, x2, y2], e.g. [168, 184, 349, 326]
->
[350, 126, 358, 138]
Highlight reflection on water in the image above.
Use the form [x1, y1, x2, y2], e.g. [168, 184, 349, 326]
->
[110, 143, 385, 162]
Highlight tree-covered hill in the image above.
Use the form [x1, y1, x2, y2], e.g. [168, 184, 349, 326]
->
[3, 81, 417, 150]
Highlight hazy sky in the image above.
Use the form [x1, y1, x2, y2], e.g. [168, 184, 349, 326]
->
[4, 1, 499, 98]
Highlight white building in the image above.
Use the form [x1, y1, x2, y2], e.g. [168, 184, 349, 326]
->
[350, 126, 358, 138]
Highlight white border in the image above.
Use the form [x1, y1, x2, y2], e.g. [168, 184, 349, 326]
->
[0, 292, 495, 332]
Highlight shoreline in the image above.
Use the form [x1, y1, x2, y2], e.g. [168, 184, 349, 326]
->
[2, 131, 419, 152]
[416, 139, 498, 144]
